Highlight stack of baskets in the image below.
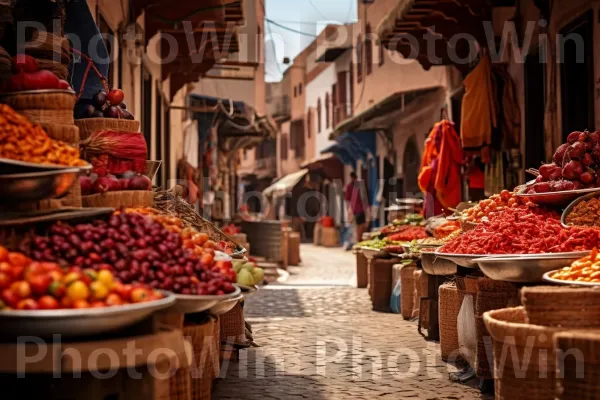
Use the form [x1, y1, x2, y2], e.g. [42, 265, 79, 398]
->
[399, 263, 417, 319]
[0, 90, 82, 209]
[484, 286, 600, 400]
[439, 281, 460, 361]
[369, 258, 397, 312]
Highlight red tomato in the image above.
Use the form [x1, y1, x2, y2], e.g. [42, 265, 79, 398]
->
[60, 297, 73, 309]
[24, 262, 45, 280]
[38, 296, 59, 310]
[28, 274, 51, 296]
[47, 270, 63, 282]
[1, 289, 19, 308]
[107, 89, 125, 105]
[203, 240, 217, 249]
[214, 260, 232, 270]
[0, 246, 8, 262]
[17, 299, 38, 310]
[105, 293, 123, 306]
[192, 233, 209, 246]
[200, 253, 214, 267]
[48, 281, 66, 298]
[72, 299, 90, 309]
[113, 282, 132, 300]
[130, 288, 149, 303]
[90, 301, 105, 308]
[10, 281, 31, 299]
[7, 252, 31, 268]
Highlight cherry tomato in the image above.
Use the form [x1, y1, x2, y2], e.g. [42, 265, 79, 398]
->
[7, 252, 31, 268]
[97, 270, 114, 288]
[90, 301, 105, 308]
[130, 288, 149, 303]
[60, 297, 73, 308]
[47, 270, 63, 282]
[83, 269, 98, 282]
[10, 281, 31, 299]
[48, 281, 66, 297]
[63, 271, 83, 286]
[0, 272, 13, 289]
[72, 299, 90, 309]
[113, 282, 132, 300]
[28, 274, 51, 296]
[66, 281, 90, 301]
[0, 246, 8, 262]
[38, 295, 59, 310]
[105, 293, 123, 307]
[1, 289, 19, 308]
[17, 299, 38, 310]
[200, 253, 214, 267]
[90, 281, 109, 300]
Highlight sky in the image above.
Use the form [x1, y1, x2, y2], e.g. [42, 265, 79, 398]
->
[264, 0, 357, 82]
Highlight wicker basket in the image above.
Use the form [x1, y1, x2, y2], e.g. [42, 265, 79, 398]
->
[356, 251, 368, 288]
[0, 46, 10, 81]
[400, 264, 416, 320]
[369, 258, 396, 312]
[0, 91, 77, 125]
[439, 281, 461, 361]
[412, 269, 422, 319]
[475, 278, 519, 379]
[419, 270, 430, 329]
[484, 307, 568, 400]
[76, 118, 141, 140]
[522, 286, 600, 328]
[554, 330, 600, 400]
[82, 191, 154, 208]
[41, 123, 80, 145]
[184, 315, 220, 400]
[220, 301, 246, 345]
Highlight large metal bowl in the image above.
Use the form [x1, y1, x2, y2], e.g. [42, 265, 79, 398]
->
[561, 191, 600, 228]
[173, 285, 241, 314]
[421, 250, 458, 275]
[0, 293, 176, 338]
[434, 251, 483, 268]
[474, 251, 591, 283]
[209, 294, 243, 316]
[0, 157, 92, 173]
[0, 169, 80, 202]
[516, 184, 600, 207]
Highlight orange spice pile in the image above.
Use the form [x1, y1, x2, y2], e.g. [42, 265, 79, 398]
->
[0, 104, 85, 167]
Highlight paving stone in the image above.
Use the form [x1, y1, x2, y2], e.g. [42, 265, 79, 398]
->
[213, 245, 492, 400]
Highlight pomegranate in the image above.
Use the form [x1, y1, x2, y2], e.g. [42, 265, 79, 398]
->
[590, 131, 600, 143]
[580, 171, 596, 184]
[539, 163, 558, 179]
[92, 177, 113, 194]
[582, 153, 594, 167]
[562, 160, 584, 180]
[129, 175, 152, 190]
[79, 176, 93, 195]
[569, 142, 586, 159]
[579, 131, 590, 142]
[553, 143, 570, 165]
[567, 131, 583, 144]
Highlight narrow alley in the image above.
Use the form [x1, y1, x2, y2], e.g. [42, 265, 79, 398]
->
[213, 245, 488, 400]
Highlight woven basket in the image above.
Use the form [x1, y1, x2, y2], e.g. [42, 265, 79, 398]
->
[82, 191, 154, 208]
[369, 258, 396, 312]
[400, 264, 416, 320]
[0, 91, 77, 125]
[484, 307, 568, 400]
[356, 251, 368, 288]
[439, 281, 461, 361]
[554, 330, 600, 400]
[475, 278, 519, 379]
[522, 286, 600, 328]
[41, 123, 80, 145]
[413, 269, 422, 319]
[76, 118, 141, 140]
[220, 301, 245, 345]
[168, 367, 192, 400]
[419, 270, 430, 329]
[0, 46, 10, 81]
[184, 316, 219, 400]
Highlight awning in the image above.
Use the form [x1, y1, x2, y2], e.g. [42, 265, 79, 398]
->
[331, 87, 445, 138]
[321, 144, 355, 166]
[300, 153, 336, 168]
[320, 131, 377, 169]
[263, 169, 308, 198]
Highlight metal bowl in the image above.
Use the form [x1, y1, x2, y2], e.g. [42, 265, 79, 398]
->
[421, 250, 458, 275]
[209, 294, 243, 316]
[360, 247, 388, 259]
[561, 191, 600, 228]
[172, 285, 241, 314]
[516, 184, 600, 207]
[0, 293, 175, 338]
[543, 270, 600, 286]
[0, 168, 80, 203]
[0, 157, 92, 173]
[238, 284, 259, 300]
[474, 251, 591, 283]
[434, 251, 483, 268]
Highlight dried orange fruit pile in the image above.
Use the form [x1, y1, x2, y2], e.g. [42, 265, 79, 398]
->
[0, 104, 85, 167]
[551, 248, 600, 282]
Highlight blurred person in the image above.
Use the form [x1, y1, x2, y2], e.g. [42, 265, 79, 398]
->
[344, 172, 369, 246]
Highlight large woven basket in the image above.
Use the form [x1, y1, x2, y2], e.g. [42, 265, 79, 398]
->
[400, 264, 416, 319]
[76, 118, 141, 140]
[220, 301, 246, 345]
[356, 251, 368, 288]
[522, 286, 600, 328]
[184, 315, 220, 400]
[412, 269, 422, 319]
[484, 307, 568, 400]
[369, 258, 396, 312]
[419, 269, 430, 329]
[439, 281, 461, 361]
[82, 191, 154, 208]
[0, 91, 76, 125]
[554, 330, 600, 400]
[41, 123, 80, 146]
[475, 278, 519, 379]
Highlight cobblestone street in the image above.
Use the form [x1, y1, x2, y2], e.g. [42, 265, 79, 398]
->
[214, 245, 489, 400]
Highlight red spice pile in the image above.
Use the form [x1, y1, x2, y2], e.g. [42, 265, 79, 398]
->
[439, 206, 600, 254]
[387, 227, 428, 241]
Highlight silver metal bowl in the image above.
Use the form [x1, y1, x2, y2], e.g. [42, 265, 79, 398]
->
[543, 270, 600, 286]
[173, 285, 241, 314]
[0, 157, 92, 173]
[0, 169, 80, 202]
[516, 184, 600, 207]
[474, 251, 591, 283]
[209, 294, 243, 316]
[561, 191, 600, 228]
[421, 251, 458, 275]
[434, 251, 483, 268]
[0, 293, 176, 338]
[360, 247, 388, 259]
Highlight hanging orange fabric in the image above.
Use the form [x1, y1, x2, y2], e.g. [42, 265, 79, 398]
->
[461, 53, 497, 148]
[418, 121, 463, 210]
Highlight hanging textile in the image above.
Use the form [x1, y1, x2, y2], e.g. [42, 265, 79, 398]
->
[494, 64, 522, 149]
[418, 121, 463, 213]
[460, 54, 497, 149]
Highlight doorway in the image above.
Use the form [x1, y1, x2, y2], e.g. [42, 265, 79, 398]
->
[403, 136, 421, 197]
[560, 10, 595, 139]
[525, 46, 547, 168]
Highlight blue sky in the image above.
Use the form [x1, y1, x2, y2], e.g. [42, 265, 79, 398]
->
[264, 0, 357, 82]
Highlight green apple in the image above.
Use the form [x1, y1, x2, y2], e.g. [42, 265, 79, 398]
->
[251, 267, 264, 284]
[237, 269, 255, 286]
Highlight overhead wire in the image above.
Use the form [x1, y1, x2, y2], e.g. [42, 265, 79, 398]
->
[261, 0, 283, 80]
[307, 0, 329, 20]
[265, 18, 317, 37]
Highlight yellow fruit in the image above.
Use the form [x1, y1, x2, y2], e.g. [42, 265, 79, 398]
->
[66, 281, 90, 301]
[97, 270, 114, 288]
[90, 281, 109, 300]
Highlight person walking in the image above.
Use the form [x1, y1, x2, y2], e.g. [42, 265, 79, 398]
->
[345, 172, 369, 247]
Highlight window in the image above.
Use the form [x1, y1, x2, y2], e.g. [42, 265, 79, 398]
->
[155, 86, 163, 188]
[379, 40, 385, 66]
[325, 92, 330, 129]
[299, 83, 303, 95]
[316, 98, 322, 133]
[294, 86, 297, 97]
[366, 24, 373, 75]
[243, 149, 247, 160]
[290, 119, 305, 158]
[356, 34, 363, 83]
[331, 84, 338, 125]
[307, 108, 312, 138]
[281, 134, 289, 160]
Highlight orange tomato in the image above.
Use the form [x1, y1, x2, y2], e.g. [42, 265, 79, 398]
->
[1, 288, 20, 308]
[63, 271, 83, 286]
[0, 246, 8, 262]
[60, 297, 73, 308]
[193, 233, 209, 246]
[130, 288, 149, 303]
[90, 301, 105, 308]
[105, 293, 123, 306]
[10, 281, 31, 299]
[7, 252, 31, 268]
[0, 272, 13, 289]
[72, 299, 90, 309]
[66, 281, 90, 301]
[113, 282, 132, 300]
[16, 299, 38, 310]
[47, 270, 63, 282]
[203, 239, 217, 249]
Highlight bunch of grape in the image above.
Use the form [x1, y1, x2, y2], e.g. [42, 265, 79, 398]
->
[81, 89, 134, 120]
